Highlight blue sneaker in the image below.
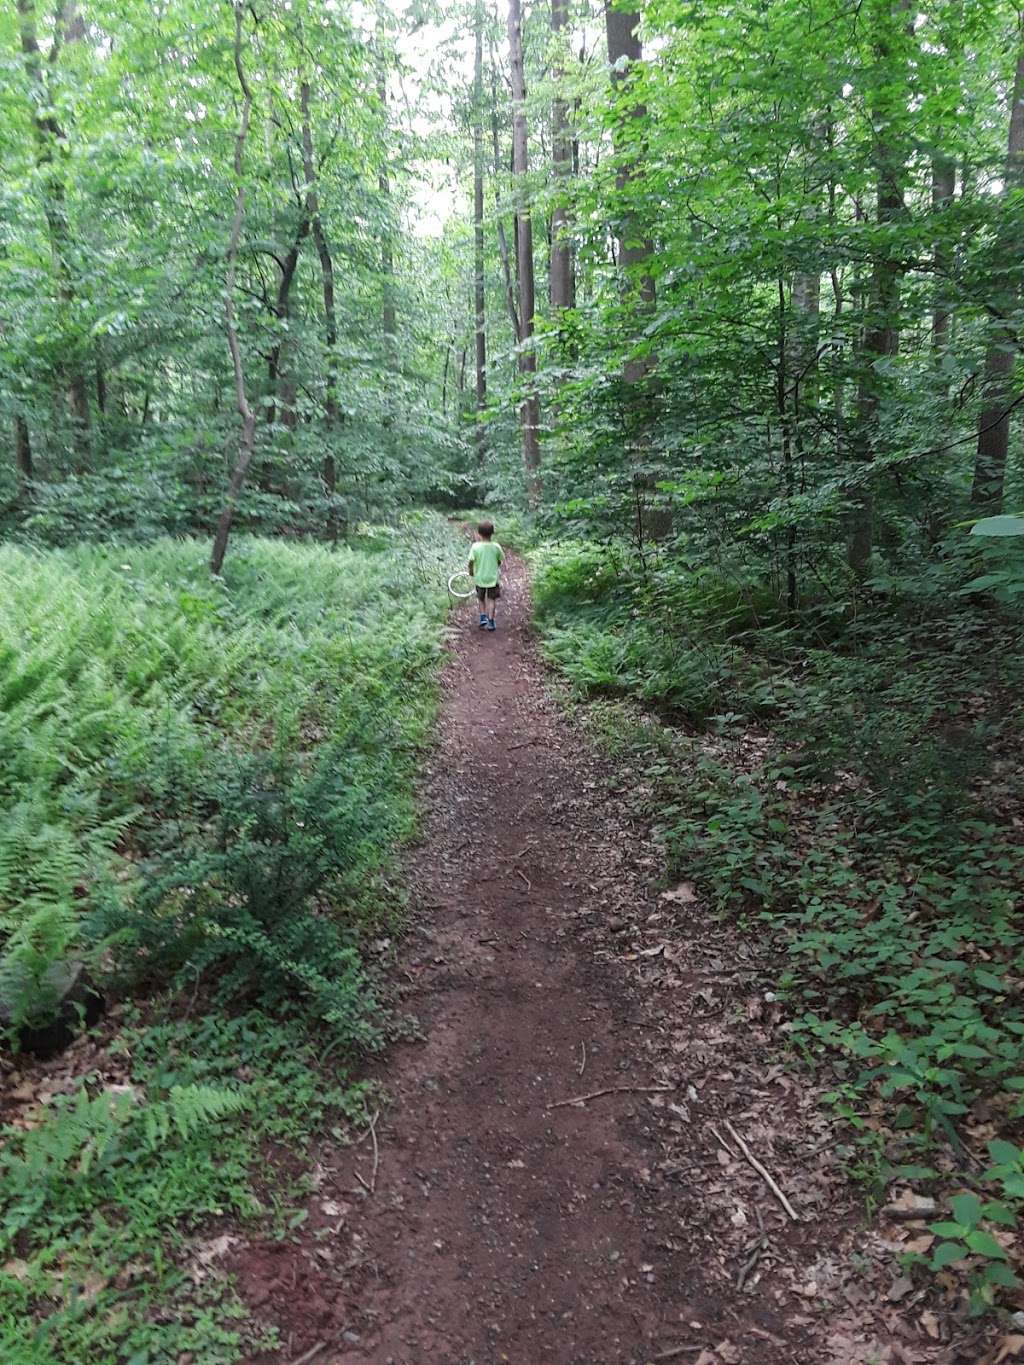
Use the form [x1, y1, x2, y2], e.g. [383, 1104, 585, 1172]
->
[478, 613, 488, 628]
[487, 618, 496, 631]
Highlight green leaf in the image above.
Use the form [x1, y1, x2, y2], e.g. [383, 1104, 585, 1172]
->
[950, 1193, 983, 1229]
[981, 1261, 1019, 1288]
[930, 1241, 967, 1269]
[982, 1201, 1017, 1228]
[930, 1218, 964, 1236]
[987, 1139, 1021, 1166]
[964, 1229, 1008, 1260]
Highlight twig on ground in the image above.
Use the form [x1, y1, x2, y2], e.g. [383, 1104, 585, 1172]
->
[287, 1342, 327, 1365]
[736, 1211, 768, 1292]
[353, 1169, 371, 1193]
[724, 1119, 799, 1222]
[547, 1083, 674, 1110]
[578, 1041, 587, 1077]
[368, 1109, 380, 1194]
[508, 738, 540, 751]
[708, 1124, 741, 1163]
[515, 868, 532, 890]
[650, 1345, 704, 1361]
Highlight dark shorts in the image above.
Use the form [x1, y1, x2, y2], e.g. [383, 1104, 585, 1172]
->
[475, 583, 501, 602]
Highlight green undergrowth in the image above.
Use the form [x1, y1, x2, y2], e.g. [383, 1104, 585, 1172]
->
[528, 528, 1024, 1311]
[1, 1008, 368, 1365]
[0, 514, 463, 1359]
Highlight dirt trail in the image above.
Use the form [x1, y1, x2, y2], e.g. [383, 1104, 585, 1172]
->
[237, 552, 961, 1365]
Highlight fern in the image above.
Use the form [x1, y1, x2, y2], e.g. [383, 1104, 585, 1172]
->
[0, 1082, 251, 1242]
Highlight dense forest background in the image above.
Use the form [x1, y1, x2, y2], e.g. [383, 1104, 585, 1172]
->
[3, 0, 1024, 1354]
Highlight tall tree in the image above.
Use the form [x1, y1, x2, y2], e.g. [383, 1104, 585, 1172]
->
[300, 78, 341, 534]
[210, 2, 256, 577]
[473, 0, 487, 463]
[549, 0, 574, 317]
[16, 0, 92, 463]
[508, 0, 541, 493]
[605, 0, 655, 385]
[970, 32, 1024, 511]
[847, 0, 913, 578]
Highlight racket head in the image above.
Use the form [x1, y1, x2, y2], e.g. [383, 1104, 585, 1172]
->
[447, 571, 475, 599]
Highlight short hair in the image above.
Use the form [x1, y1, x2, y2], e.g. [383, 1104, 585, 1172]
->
[477, 520, 494, 538]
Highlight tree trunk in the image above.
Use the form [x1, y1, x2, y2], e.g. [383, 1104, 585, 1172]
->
[266, 220, 309, 427]
[14, 416, 33, 486]
[549, 0, 574, 317]
[970, 40, 1024, 511]
[848, 0, 912, 578]
[507, 0, 541, 496]
[210, 3, 256, 578]
[300, 80, 342, 540]
[16, 0, 92, 466]
[605, 1, 655, 385]
[473, 0, 487, 464]
[930, 153, 956, 352]
[378, 61, 397, 346]
[490, 60, 522, 341]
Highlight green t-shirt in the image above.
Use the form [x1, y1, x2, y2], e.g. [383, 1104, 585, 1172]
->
[469, 539, 503, 588]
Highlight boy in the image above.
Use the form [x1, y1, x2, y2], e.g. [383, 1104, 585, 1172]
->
[468, 521, 504, 631]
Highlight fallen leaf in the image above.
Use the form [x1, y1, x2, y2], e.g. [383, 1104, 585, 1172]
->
[996, 1336, 1024, 1363]
[195, 1234, 238, 1266]
[919, 1309, 940, 1340]
[887, 1274, 915, 1303]
[661, 882, 697, 905]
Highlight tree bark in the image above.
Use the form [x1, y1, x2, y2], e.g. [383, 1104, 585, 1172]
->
[605, 0, 655, 385]
[299, 80, 342, 539]
[473, 0, 487, 464]
[16, 0, 92, 465]
[266, 218, 310, 428]
[549, 0, 574, 317]
[14, 416, 33, 487]
[507, 0, 541, 496]
[490, 64, 522, 342]
[210, 3, 256, 577]
[930, 153, 956, 352]
[848, 0, 912, 578]
[970, 40, 1024, 511]
[378, 57, 397, 346]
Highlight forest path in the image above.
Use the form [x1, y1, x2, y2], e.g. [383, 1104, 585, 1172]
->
[240, 551, 869, 1365]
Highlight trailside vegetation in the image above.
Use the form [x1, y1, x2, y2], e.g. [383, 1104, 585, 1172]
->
[0, 515, 464, 1357]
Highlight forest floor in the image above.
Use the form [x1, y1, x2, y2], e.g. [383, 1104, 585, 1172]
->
[233, 549, 995, 1365]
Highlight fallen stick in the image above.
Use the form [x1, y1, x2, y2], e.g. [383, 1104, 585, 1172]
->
[515, 868, 532, 890]
[724, 1119, 799, 1223]
[578, 1041, 587, 1077]
[368, 1108, 380, 1194]
[708, 1124, 741, 1163]
[547, 1083, 674, 1110]
[650, 1346, 703, 1361]
[287, 1342, 327, 1365]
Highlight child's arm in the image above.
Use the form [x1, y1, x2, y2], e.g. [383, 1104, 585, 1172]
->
[467, 545, 475, 576]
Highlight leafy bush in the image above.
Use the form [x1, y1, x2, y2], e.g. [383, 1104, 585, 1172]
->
[0, 517, 463, 1041]
[529, 525, 1024, 1303]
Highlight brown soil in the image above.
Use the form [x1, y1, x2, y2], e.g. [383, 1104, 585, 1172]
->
[232, 550, 990, 1365]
